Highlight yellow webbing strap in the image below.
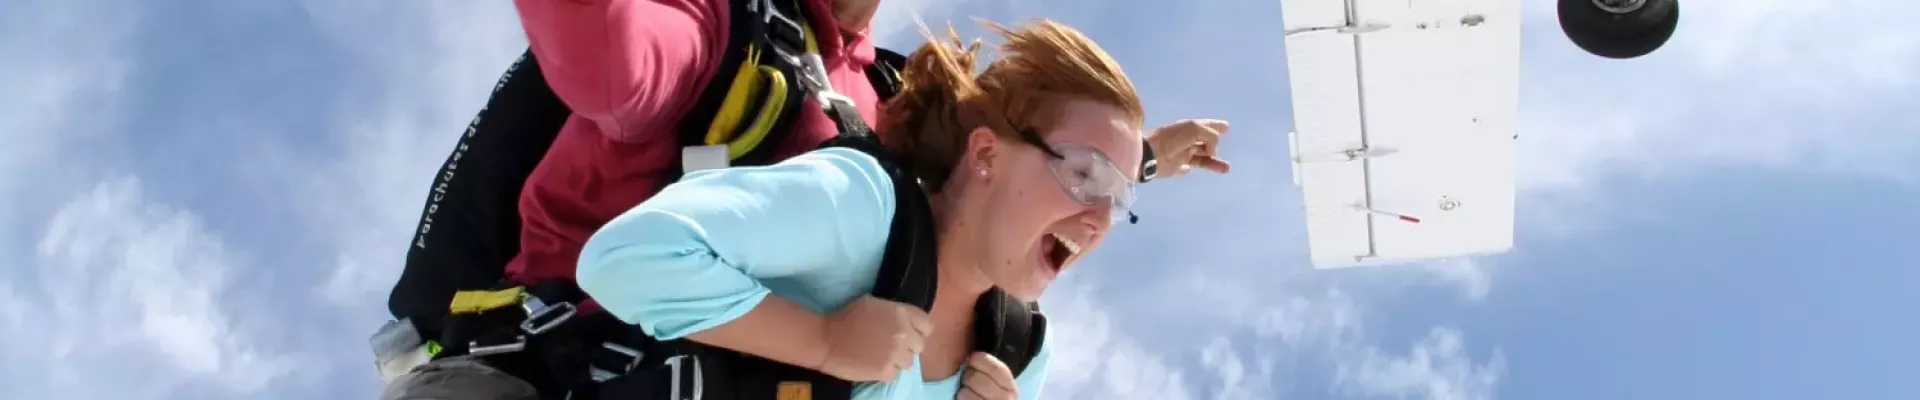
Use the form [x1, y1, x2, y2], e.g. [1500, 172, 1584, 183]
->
[721, 64, 789, 160]
[705, 47, 769, 145]
[448, 286, 527, 315]
[803, 19, 819, 53]
[699, 17, 823, 161]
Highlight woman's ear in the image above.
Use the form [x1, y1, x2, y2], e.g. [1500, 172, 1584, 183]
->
[964, 125, 1000, 176]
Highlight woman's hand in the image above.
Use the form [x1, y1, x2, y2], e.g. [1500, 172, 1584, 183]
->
[819, 295, 935, 382]
[956, 352, 1019, 400]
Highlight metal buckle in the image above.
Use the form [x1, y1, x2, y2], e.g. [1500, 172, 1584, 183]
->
[588, 342, 647, 383]
[468, 335, 527, 357]
[666, 355, 705, 400]
[756, 0, 806, 50]
[817, 90, 857, 115]
[792, 53, 832, 93]
[788, 53, 858, 113]
[520, 298, 577, 335]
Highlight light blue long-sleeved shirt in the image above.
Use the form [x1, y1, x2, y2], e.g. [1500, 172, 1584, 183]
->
[576, 146, 1053, 399]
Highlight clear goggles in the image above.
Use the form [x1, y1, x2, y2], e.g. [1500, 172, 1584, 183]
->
[1034, 142, 1138, 224]
[998, 110, 1143, 224]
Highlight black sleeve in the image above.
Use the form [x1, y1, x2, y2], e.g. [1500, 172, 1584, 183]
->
[386, 49, 573, 327]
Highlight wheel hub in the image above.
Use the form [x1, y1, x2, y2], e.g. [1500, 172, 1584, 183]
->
[1592, 0, 1645, 14]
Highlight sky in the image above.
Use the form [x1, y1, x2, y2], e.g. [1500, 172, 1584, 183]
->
[2, 0, 1917, 399]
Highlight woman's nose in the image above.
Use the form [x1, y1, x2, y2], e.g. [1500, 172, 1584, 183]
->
[1082, 201, 1115, 231]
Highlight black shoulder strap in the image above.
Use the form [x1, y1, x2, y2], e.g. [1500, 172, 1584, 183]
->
[390, 48, 571, 331]
[821, 135, 939, 312]
[673, 134, 933, 400]
[822, 136, 1046, 374]
[827, 137, 1047, 374]
[866, 47, 909, 102]
[972, 288, 1046, 376]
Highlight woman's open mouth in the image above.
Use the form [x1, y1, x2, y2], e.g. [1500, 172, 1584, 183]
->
[1042, 232, 1083, 273]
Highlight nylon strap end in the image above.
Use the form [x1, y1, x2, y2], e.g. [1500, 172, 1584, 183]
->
[448, 287, 527, 315]
[683, 144, 732, 172]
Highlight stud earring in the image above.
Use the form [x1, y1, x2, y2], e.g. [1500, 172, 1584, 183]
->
[978, 168, 989, 177]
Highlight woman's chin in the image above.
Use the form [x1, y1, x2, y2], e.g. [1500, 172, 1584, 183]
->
[998, 265, 1051, 301]
[1001, 284, 1044, 303]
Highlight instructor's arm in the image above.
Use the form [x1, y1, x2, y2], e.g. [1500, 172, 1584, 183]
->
[576, 148, 898, 369]
[512, 0, 724, 141]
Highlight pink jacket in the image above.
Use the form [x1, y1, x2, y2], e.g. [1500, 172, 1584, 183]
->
[506, 0, 885, 310]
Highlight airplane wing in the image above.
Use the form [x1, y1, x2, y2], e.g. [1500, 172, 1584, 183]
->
[1280, 0, 1519, 269]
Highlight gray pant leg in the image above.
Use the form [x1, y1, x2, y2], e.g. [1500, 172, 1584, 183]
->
[379, 356, 540, 400]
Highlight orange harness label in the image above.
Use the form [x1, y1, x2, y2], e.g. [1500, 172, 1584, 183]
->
[777, 381, 812, 400]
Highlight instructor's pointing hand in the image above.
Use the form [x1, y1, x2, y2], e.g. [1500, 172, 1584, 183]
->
[1146, 118, 1233, 179]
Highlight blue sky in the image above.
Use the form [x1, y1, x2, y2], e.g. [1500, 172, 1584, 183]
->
[3, 0, 1916, 399]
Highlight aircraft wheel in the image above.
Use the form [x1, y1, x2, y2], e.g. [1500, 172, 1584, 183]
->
[1558, 0, 1680, 59]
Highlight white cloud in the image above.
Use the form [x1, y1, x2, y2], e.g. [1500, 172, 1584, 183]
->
[1334, 328, 1507, 400]
[0, 0, 139, 249]
[1, 0, 536, 395]
[4, 176, 297, 398]
[1199, 336, 1258, 398]
[1043, 275, 1506, 400]
[1421, 259, 1493, 303]
[1042, 281, 1198, 400]
[1254, 289, 1505, 400]
[0, 1, 313, 397]
[1517, 0, 1920, 198]
[0, 281, 23, 332]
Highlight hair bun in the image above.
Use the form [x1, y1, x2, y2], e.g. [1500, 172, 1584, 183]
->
[876, 24, 985, 189]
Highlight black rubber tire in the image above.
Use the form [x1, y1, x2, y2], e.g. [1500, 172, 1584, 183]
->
[1557, 0, 1681, 59]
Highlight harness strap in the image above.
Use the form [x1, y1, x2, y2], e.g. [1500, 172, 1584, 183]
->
[972, 288, 1047, 376]
[389, 48, 569, 340]
[772, 28, 874, 143]
[433, 281, 655, 400]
